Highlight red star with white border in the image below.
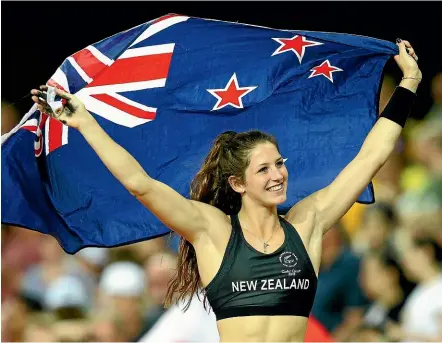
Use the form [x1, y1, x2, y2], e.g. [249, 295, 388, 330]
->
[308, 60, 343, 83]
[207, 73, 257, 111]
[272, 35, 323, 63]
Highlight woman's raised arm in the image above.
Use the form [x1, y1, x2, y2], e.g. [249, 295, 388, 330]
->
[31, 87, 227, 243]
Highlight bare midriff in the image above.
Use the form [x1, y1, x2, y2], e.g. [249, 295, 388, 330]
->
[217, 315, 308, 342]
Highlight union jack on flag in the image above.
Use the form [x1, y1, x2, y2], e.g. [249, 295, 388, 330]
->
[1, 14, 397, 253]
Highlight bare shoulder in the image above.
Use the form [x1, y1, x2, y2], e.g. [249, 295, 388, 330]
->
[190, 199, 230, 228]
[190, 200, 232, 245]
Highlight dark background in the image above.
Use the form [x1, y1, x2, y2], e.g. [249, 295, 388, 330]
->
[2, 1, 441, 118]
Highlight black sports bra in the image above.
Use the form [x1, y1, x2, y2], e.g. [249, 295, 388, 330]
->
[205, 214, 317, 320]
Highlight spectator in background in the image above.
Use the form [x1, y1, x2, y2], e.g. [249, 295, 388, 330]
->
[352, 203, 397, 255]
[359, 250, 415, 341]
[43, 275, 89, 320]
[1, 226, 42, 302]
[311, 225, 369, 341]
[350, 325, 387, 342]
[1, 295, 29, 342]
[51, 319, 91, 342]
[129, 237, 168, 263]
[69, 247, 110, 308]
[19, 235, 70, 308]
[426, 72, 442, 121]
[138, 251, 177, 335]
[23, 313, 57, 342]
[408, 118, 442, 177]
[74, 247, 109, 279]
[98, 261, 146, 341]
[395, 186, 441, 236]
[398, 237, 442, 341]
[90, 307, 132, 342]
[402, 115, 442, 239]
[107, 237, 167, 267]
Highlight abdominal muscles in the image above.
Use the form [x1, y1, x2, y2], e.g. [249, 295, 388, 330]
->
[217, 315, 309, 342]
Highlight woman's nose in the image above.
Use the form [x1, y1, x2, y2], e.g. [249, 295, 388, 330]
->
[270, 167, 284, 181]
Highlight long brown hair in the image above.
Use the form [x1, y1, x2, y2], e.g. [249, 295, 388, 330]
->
[164, 130, 279, 310]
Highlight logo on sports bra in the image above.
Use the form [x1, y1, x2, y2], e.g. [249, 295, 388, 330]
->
[279, 252, 298, 267]
[279, 252, 301, 276]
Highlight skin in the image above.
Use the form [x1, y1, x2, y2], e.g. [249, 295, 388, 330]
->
[31, 40, 420, 342]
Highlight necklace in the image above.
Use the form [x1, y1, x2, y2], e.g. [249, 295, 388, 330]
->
[241, 219, 281, 253]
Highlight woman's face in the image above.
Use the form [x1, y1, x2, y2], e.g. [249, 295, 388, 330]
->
[242, 142, 288, 207]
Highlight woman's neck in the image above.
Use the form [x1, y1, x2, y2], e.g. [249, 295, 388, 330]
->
[238, 204, 279, 237]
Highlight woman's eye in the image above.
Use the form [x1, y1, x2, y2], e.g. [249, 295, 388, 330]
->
[276, 160, 284, 167]
[258, 167, 268, 173]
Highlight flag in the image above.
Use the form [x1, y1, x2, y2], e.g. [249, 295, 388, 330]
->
[1, 14, 398, 253]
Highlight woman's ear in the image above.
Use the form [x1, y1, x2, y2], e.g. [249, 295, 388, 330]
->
[228, 175, 245, 194]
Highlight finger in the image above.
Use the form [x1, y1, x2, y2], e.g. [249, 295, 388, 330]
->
[31, 93, 48, 105]
[397, 41, 408, 55]
[31, 95, 41, 104]
[406, 47, 415, 56]
[407, 49, 418, 61]
[406, 48, 417, 60]
[400, 41, 417, 58]
[405, 48, 418, 62]
[397, 41, 416, 61]
[35, 102, 49, 114]
[31, 90, 48, 102]
[39, 85, 48, 91]
[402, 40, 412, 48]
[55, 88, 72, 100]
[31, 89, 47, 99]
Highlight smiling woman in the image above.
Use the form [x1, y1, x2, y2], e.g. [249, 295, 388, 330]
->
[28, 38, 421, 341]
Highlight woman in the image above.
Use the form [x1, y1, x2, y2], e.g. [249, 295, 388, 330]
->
[31, 39, 421, 342]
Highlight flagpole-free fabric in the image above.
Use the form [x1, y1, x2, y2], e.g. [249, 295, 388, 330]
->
[1, 14, 398, 253]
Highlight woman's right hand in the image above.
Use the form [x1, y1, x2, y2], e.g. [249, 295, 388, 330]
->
[31, 85, 94, 130]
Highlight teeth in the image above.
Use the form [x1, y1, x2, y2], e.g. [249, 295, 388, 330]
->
[268, 184, 283, 192]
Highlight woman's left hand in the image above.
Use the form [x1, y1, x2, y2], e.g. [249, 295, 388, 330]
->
[394, 39, 422, 80]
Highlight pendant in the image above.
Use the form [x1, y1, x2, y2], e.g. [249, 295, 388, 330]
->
[264, 242, 269, 252]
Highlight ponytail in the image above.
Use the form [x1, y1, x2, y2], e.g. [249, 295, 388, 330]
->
[191, 131, 242, 214]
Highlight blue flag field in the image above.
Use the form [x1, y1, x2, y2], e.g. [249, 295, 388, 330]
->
[1, 14, 398, 253]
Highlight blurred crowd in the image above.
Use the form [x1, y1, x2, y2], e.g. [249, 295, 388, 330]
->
[1, 230, 181, 342]
[1, 72, 442, 342]
[311, 73, 442, 342]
